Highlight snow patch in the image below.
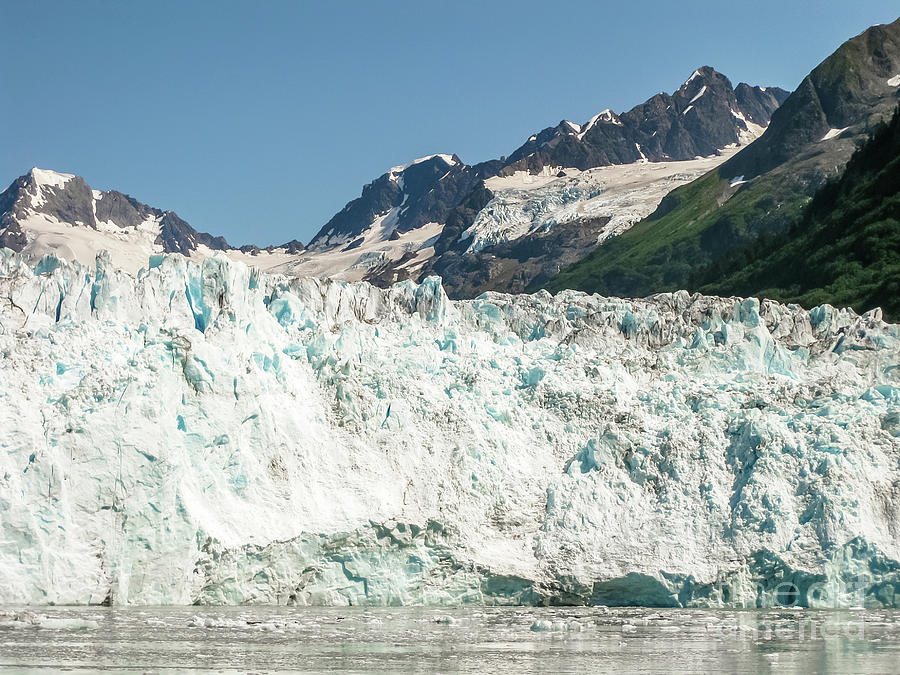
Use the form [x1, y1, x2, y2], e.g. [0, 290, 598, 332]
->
[688, 85, 708, 104]
[484, 166, 581, 191]
[278, 218, 443, 282]
[30, 168, 74, 190]
[388, 154, 458, 176]
[820, 127, 850, 142]
[888, 75, 900, 87]
[730, 109, 767, 145]
[27, 168, 75, 208]
[15, 211, 163, 274]
[577, 109, 622, 139]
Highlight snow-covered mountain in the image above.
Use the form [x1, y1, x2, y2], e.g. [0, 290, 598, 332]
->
[0, 168, 305, 274]
[500, 67, 786, 173]
[0, 67, 787, 293]
[545, 16, 900, 301]
[1, 248, 898, 607]
[286, 67, 788, 295]
[306, 154, 500, 252]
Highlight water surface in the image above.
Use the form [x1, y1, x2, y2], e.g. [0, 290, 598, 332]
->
[0, 606, 896, 673]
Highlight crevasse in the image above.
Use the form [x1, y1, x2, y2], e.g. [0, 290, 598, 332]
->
[0, 249, 898, 608]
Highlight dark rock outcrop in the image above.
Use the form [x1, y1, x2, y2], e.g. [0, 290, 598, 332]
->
[502, 67, 789, 176]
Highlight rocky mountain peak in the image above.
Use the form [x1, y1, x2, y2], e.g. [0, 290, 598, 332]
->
[723, 16, 900, 180]
[498, 66, 787, 176]
[0, 169, 238, 270]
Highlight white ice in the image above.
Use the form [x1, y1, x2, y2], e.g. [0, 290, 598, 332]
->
[1, 250, 897, 608]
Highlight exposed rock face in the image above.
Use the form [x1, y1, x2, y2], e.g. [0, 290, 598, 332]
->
[157, 211, 230, 254]
[307, 154, 501, 251]
[724, 18, 900, 180]
[734, 83, 787, 125]
[94, 190, 156, 229]
[500, 67, 789, 174]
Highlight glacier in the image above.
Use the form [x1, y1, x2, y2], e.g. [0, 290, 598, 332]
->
[462, 152, 741, 255]
[0, 249, 899, 608]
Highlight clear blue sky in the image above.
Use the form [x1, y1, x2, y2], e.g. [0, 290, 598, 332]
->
[1, 1, 897, 246]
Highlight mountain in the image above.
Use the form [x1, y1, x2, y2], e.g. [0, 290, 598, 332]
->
[500, 67, 786, 173]
[2, 248, 899, 606]
[282, 67, 787, 296]
[306, 154, 501, 251]
[543, 17, 900, 302]
[0, 67, 786, 291]
[0, 168, 305, 274]
[696, 103, 900, 319]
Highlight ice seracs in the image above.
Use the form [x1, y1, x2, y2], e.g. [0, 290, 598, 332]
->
[464, 150, 745, 253]
[1, 249, 897, 608]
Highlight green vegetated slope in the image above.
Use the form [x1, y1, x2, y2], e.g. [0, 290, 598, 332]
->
[539, 167, 813, 297]
[698, 105, 900, 320]
[541, 17, 900, 313]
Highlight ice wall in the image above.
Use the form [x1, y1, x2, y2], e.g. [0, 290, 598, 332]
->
[0, 249, 898, 608]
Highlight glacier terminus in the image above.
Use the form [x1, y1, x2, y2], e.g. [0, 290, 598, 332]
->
[0, 249, 899, 609]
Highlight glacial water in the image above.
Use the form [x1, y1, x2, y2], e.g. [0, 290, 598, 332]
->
[0, 606, 898, 673]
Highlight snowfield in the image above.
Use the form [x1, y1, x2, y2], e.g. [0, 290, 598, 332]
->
[465, 151, 743, 253]
[0, 250, 899, 608]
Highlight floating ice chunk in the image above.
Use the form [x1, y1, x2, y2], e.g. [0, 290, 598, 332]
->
[35, 616, 100, 630]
